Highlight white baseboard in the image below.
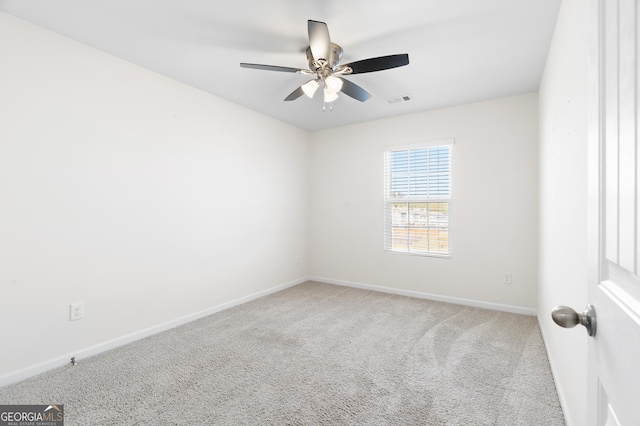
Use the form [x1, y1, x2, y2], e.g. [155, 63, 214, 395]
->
[0, 277, 307, 388]
[537, 316, 573, 426]
[310, 276, 537, 316]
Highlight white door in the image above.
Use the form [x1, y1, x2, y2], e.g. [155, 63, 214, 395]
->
[587, 0, 640, 424]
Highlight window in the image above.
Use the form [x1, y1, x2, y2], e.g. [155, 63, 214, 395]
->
[384, 142, 452, 257]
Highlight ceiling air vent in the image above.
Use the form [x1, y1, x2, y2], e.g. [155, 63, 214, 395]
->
[386, 95, 412, 104]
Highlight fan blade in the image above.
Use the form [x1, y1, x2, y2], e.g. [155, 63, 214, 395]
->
[284, 86, 305, 101]
[240, 63, 303, 73]
[339, 78, 372, 102]
[308, 20, 331, 63]
[344, 54, 409, 74]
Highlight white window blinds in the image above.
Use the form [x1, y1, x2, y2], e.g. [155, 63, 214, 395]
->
[384, 143, 452, 257]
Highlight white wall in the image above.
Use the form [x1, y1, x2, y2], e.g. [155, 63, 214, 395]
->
[537, 0, 588, 425]
[309, 93, 539, 312]
[0, 13, 309, 383]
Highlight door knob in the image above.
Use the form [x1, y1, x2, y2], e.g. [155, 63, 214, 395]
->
[551, 304, 597, 337]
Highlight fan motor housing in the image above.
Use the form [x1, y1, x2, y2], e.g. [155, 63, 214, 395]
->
[307, 43, 343, 71]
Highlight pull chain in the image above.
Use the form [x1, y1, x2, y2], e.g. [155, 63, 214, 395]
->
[322, 102, 333, 112]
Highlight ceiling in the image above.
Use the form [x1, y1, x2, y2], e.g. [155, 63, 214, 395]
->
[0, 0, 561, 131]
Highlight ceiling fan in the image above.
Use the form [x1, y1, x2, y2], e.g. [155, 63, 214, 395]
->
[240, 20, 409, 110]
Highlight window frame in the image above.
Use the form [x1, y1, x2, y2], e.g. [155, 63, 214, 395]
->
[383, 140, 454, 258]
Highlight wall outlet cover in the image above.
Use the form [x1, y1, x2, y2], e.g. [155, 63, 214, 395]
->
[70, 302, 85, 321]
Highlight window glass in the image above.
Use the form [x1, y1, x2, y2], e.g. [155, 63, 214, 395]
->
[384, 144, 452, 257]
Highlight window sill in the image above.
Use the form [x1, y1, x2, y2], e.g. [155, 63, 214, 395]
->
[384, 250, 452, 259]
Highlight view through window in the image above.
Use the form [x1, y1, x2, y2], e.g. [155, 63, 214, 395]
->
[384, 143, 452, 257]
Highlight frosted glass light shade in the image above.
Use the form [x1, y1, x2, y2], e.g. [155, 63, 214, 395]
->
[301, 80, 320, 98]
[324, 76, 343, 94]
[323, 89, 339, 103]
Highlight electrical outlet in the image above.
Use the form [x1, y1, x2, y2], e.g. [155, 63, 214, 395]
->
[70, 302, 85, 321]
[503, 273, 512, 285]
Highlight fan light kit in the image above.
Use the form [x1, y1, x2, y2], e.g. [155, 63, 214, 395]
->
[240, 20, 410, 111]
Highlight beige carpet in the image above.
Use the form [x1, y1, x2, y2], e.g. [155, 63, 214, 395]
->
[0, 281, 564, 425]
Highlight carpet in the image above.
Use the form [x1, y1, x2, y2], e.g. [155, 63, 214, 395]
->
[0, 281, 565, 425]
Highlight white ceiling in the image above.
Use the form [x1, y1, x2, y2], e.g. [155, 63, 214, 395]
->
[0, 0, 561, 131]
